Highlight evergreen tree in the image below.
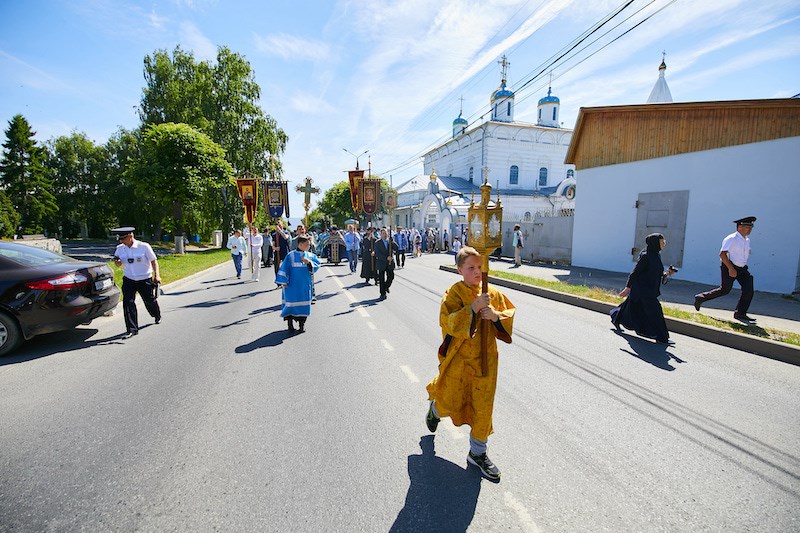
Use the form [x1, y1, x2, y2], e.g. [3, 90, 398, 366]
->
[0, 190, 20, 238]
[0, 115, 58, 234]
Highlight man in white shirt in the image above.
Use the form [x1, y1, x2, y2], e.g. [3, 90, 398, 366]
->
[246, 226, 264, 281]
[694, 216, 757, 322]
[227, 229, 248, 279]
[113, 227, 161, 339]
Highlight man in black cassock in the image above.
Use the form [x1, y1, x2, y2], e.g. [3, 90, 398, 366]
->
[360, 227, 378, 285]
[375, 227, 398, 300]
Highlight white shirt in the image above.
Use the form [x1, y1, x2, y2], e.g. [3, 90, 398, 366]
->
[247, 233, 264, 249]
[720, 231, 750, 267]
[115, 240, 157, 281]
[227, 235, 247, 255]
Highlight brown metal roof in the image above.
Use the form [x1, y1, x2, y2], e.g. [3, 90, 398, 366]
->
[565, 98, 800, 170]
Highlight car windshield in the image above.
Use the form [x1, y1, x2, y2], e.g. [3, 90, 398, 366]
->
[0, 244, 70, 268]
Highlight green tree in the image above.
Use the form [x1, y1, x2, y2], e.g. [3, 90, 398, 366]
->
[126, 123, 234, 241]
[46, 132, 117, 238]
[316, 181, 356, 227]
[0, 190, 20, 238]
[0, 114, 58, 234]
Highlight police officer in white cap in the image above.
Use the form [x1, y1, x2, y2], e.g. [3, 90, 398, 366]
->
[694, 216, 757, 322]
[113, 227, 162, 338]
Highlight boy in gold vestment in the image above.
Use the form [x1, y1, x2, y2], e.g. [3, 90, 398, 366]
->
[426, 246, 515, 481]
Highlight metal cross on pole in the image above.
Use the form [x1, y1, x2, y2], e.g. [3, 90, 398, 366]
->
[295, 176, 320, 229]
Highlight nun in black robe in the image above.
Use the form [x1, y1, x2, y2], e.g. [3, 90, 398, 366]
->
[610, 233, 672, 344]
[360, 230, 377, 285]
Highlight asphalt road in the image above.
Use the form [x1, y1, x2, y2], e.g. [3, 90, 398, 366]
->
[1, 254, 798, 531]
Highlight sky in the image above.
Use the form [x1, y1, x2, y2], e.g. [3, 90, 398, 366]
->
[1, 0, 798, 219]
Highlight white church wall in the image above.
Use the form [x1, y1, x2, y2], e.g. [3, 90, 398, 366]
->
[572, 137, 800, 294]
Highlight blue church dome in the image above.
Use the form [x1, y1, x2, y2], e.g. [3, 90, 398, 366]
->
[492, 82, 514, 102]
[538, 87, 559, 105]
[453, 114, 468, 126]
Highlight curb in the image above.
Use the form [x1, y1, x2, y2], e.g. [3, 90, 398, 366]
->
[439, 265, 800, 367]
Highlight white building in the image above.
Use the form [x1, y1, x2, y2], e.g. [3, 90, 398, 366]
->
[393, 57, 576, 254]
[566, 98, 800, 294]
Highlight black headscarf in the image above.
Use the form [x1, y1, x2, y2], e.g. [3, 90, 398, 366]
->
[644, 232, 664, 275]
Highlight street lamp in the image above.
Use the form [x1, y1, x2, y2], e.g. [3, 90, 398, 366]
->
[343, 148, 368, 170]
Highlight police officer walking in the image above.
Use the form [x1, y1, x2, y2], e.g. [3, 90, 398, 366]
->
[694, 216, 757, 322]
[113, 227, 162, 338]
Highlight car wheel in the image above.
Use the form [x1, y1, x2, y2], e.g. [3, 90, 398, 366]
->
[0, 312, 22, 356]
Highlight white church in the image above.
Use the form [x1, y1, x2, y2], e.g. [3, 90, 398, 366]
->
[392, 57, 577, 261]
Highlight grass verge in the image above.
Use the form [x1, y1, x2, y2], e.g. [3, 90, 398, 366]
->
[490, 269, 800, 348]
[109, 248, 231, 287]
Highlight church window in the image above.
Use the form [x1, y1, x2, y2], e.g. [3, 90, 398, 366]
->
[552, 107, 557, 121]
[509, 165, 519, 185]
[538, 108, 542, 121]
[567, 169, 574, 178]
[539, 167, 548, 187]
[507, 102, 511, 116]
[523, 212, 532, 222]
[469, 167, 474, 183]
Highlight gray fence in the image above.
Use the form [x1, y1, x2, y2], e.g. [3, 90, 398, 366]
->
[500, 216, 573, 264]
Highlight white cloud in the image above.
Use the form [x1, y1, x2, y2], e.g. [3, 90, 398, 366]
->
[253, 33, 331, 61]
[180, 21, 217, 61]
[290, 93, 335, 114]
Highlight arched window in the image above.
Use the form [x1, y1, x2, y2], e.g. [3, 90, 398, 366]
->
[523, 211, 532, 222]
[538, 108, 542, 121]
[552, 107, 557, 121]
[469, 167, 474, 183]
[509, 165, 519, 185]
[507, 102, 511, 116]
[539, 167, 548, 187]
[567, 169, 574, 178]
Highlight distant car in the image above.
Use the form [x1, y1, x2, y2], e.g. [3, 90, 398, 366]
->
[0, 242, 121, 356]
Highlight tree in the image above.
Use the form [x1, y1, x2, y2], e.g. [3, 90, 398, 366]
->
[46, 132, 117, 238]
[0, 190, 20, 238]
[126, 123, 234, 243]
[316, 181, 356, 227]
[0, 114, 58, 234]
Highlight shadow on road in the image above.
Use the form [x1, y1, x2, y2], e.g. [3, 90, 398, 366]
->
[614, 329, 685, 370]
[390, 435, 481, 532]
[0, 326, 142, 366]
[235, 330, 294, 353]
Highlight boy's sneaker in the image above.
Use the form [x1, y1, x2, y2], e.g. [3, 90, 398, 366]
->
[425, 403, 440, 432]
[467, 452, 501, 481]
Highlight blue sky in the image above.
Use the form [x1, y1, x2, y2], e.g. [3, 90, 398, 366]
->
[1, 0, 798, 217]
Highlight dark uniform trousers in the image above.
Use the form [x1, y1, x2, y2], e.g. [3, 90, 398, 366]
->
[696, 264, 754, 314]
[378, 264, 394, 296]
[122, 276, 161, 333]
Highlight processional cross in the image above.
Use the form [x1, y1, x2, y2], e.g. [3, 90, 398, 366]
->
[296, 176, 320, 227]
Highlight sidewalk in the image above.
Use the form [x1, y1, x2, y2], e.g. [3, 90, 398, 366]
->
[417, 252, 800, 336]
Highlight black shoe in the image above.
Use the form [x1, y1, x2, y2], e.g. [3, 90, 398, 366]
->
[694, 297, 702, 311]
[612, 321, 622, 332]
[287, 318, 295, 332]
[386, 287, 390, 294]
[467, 452, 501, 481]
[298, 319, 306, 333]
[657, 339, 676, 346]
[734, 313, 756, 322]
[155, 317, 161, 324]
[379, 294, 386, 300]
[426, 403, 440, 432]
[121, 331, 137, 339]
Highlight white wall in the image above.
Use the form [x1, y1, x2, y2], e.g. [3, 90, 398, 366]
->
[572, 137, 800, 294]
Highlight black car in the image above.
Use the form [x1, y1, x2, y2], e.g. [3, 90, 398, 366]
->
[0, 242, 121, 356]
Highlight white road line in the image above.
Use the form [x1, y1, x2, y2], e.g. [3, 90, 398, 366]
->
[504, 491, 541, 533]
[381, 339, 394, 351]
[358, 307, 370, 317]
[367, 321, 376, 330]
[328, 267, 368, 315]
[400, 365, 419, 382]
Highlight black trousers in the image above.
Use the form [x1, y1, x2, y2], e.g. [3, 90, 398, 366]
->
[377, 265, 394, 296]
[696, 264, 754, 314]
[394, 248, 406, 267]
[121, 276, 161, 333]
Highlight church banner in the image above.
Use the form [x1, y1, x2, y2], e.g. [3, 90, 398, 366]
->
[235, 178, 258, 224]
[266, 180, 285, 218]
[361, 178, 379, 215]
[348, 170, 364, 213]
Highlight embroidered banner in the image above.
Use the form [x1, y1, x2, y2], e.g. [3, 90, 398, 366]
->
[348, 170, 364, 213]
[235, 178, 258, 223]
[266, 181, 285, 218]
[361, 178, 379, 215]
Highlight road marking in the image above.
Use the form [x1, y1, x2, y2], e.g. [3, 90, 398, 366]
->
[329, 267, 369, 316]
[381, 339, 394, 351]
[504, 491, 540, 533]
[367, 321, 376, 330]
[400, 365, 419, 382]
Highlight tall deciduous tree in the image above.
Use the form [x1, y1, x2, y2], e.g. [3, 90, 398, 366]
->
[47, 132, 117, 238]
[0, 114, 58, 234]
[126, 123, 234, 240]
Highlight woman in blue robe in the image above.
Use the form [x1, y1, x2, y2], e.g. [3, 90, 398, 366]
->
[276, 235, 321, 333]
[610, 233, 676, 345]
